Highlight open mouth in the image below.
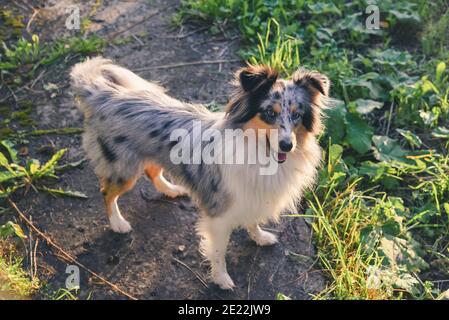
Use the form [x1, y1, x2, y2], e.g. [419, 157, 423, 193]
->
[266, 136, 287, 164]
[276, 152, 287, 163]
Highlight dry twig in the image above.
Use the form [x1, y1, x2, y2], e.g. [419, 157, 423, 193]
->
[172, 256, 208, 288]
[7, 198, 138, 300]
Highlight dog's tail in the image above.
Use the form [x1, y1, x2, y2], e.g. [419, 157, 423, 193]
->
[70, 56, 165, 114]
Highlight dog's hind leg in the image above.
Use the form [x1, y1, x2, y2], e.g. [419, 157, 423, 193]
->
[102, 177, 136, 233]
[247, 224, 278, 246]
[145, 164, 188, 198]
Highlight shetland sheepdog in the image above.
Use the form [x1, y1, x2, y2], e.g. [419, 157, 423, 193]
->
[70, 57, 329, 289]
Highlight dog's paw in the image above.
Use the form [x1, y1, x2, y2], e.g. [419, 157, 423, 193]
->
[110, 216, 132, 233]
[252, 229, 278, 246]
[212, 271, 235, 290]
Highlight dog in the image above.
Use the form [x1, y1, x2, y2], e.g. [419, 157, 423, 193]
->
[70, 57, 329, 289]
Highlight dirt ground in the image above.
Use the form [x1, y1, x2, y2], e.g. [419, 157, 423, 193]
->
[2, 0, 326, 299]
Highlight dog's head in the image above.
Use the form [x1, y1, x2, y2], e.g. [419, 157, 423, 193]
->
[225, 64, 330, 163]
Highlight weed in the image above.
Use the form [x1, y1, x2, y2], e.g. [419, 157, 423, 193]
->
[0, 230, 39, 299]
[0, 35, 105, 85]
[0, 140, 87, 199]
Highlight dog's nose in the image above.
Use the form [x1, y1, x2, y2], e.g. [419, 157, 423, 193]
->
[279, 140, 293, 152]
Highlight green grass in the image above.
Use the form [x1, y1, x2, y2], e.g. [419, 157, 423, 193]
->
[0, 234, 39, 299]
[0, 34, 105, 86]
[178, 0, 449, 299]
[0, 256, 37, 299]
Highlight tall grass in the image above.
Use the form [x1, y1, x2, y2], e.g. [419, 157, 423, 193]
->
[248, 19, 300, 75]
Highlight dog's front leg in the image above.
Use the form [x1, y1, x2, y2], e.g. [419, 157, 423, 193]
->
[198, 216, 234, 290]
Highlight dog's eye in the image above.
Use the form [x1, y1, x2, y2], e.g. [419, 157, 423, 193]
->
[265, 107, 276, 118]
[292, 112, 301, 120]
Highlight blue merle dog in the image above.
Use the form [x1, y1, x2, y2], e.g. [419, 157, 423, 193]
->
[70, 57, 330, 289]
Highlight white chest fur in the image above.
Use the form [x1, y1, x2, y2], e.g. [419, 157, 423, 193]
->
[220, 136, 322, 228]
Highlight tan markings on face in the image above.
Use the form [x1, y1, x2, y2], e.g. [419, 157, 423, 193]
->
[272, 103, 282, 114]
[294, 124, 311, 145]
[244, 114, 277, 130]
[243, 114, 278, 140]
[290, 103, 298, 114]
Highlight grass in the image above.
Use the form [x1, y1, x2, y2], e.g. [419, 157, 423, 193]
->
[0, 34, 105, 86]
[0, 231, 39, 299]
[178, 0, 449, 299]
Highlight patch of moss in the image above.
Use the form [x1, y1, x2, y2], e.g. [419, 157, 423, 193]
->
[0, 100, 36, 139]
[0, 8, 25, 41]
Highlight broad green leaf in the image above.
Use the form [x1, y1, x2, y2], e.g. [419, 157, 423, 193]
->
[344, 73, 383, 100]
[435, 61, 446, 83]
[39, 187, 88, 199]
[37, 148, 67, 176]
[0, 140, 18, 163]
[360, 226, 381, 255]
[396, 129, 422, 148]
[0, 152, 8, 166]
[421, 79, 439, 94]
[56, 158, 86, 172]
[0, 185, 21, 198]
[381, 269, 420, 295]
[328, 144, 343, 164]
[379, 234, 429, 272]
[372, 135, 409, 163]
[307, 2, 341, 15]
[0, 221, 27, 239]
[432, 127, 449, 139]
[389, 10, 420, 24]
[28, 160, 40, 175]
[358, 161, 382, 178]
[382, 176, 400, 190]
[346, 113, 373, 154]
[381, 219, 402, 237]
[0, 171, 22, 183]
[353, 99, 383, 114]
[369, 49, 414, 67]
[325, 101, 347, 143]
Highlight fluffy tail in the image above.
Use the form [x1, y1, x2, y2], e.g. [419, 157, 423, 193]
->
[70, 56, 164, 113]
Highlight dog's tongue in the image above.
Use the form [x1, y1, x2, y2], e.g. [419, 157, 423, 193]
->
[278, 152, 287, 162]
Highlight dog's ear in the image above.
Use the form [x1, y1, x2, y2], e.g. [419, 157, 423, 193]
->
[293, 68, 330, 96]
[238, 65, 278, 93]
[225, 65, 278, 123]
[293, 68, 330, 134]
